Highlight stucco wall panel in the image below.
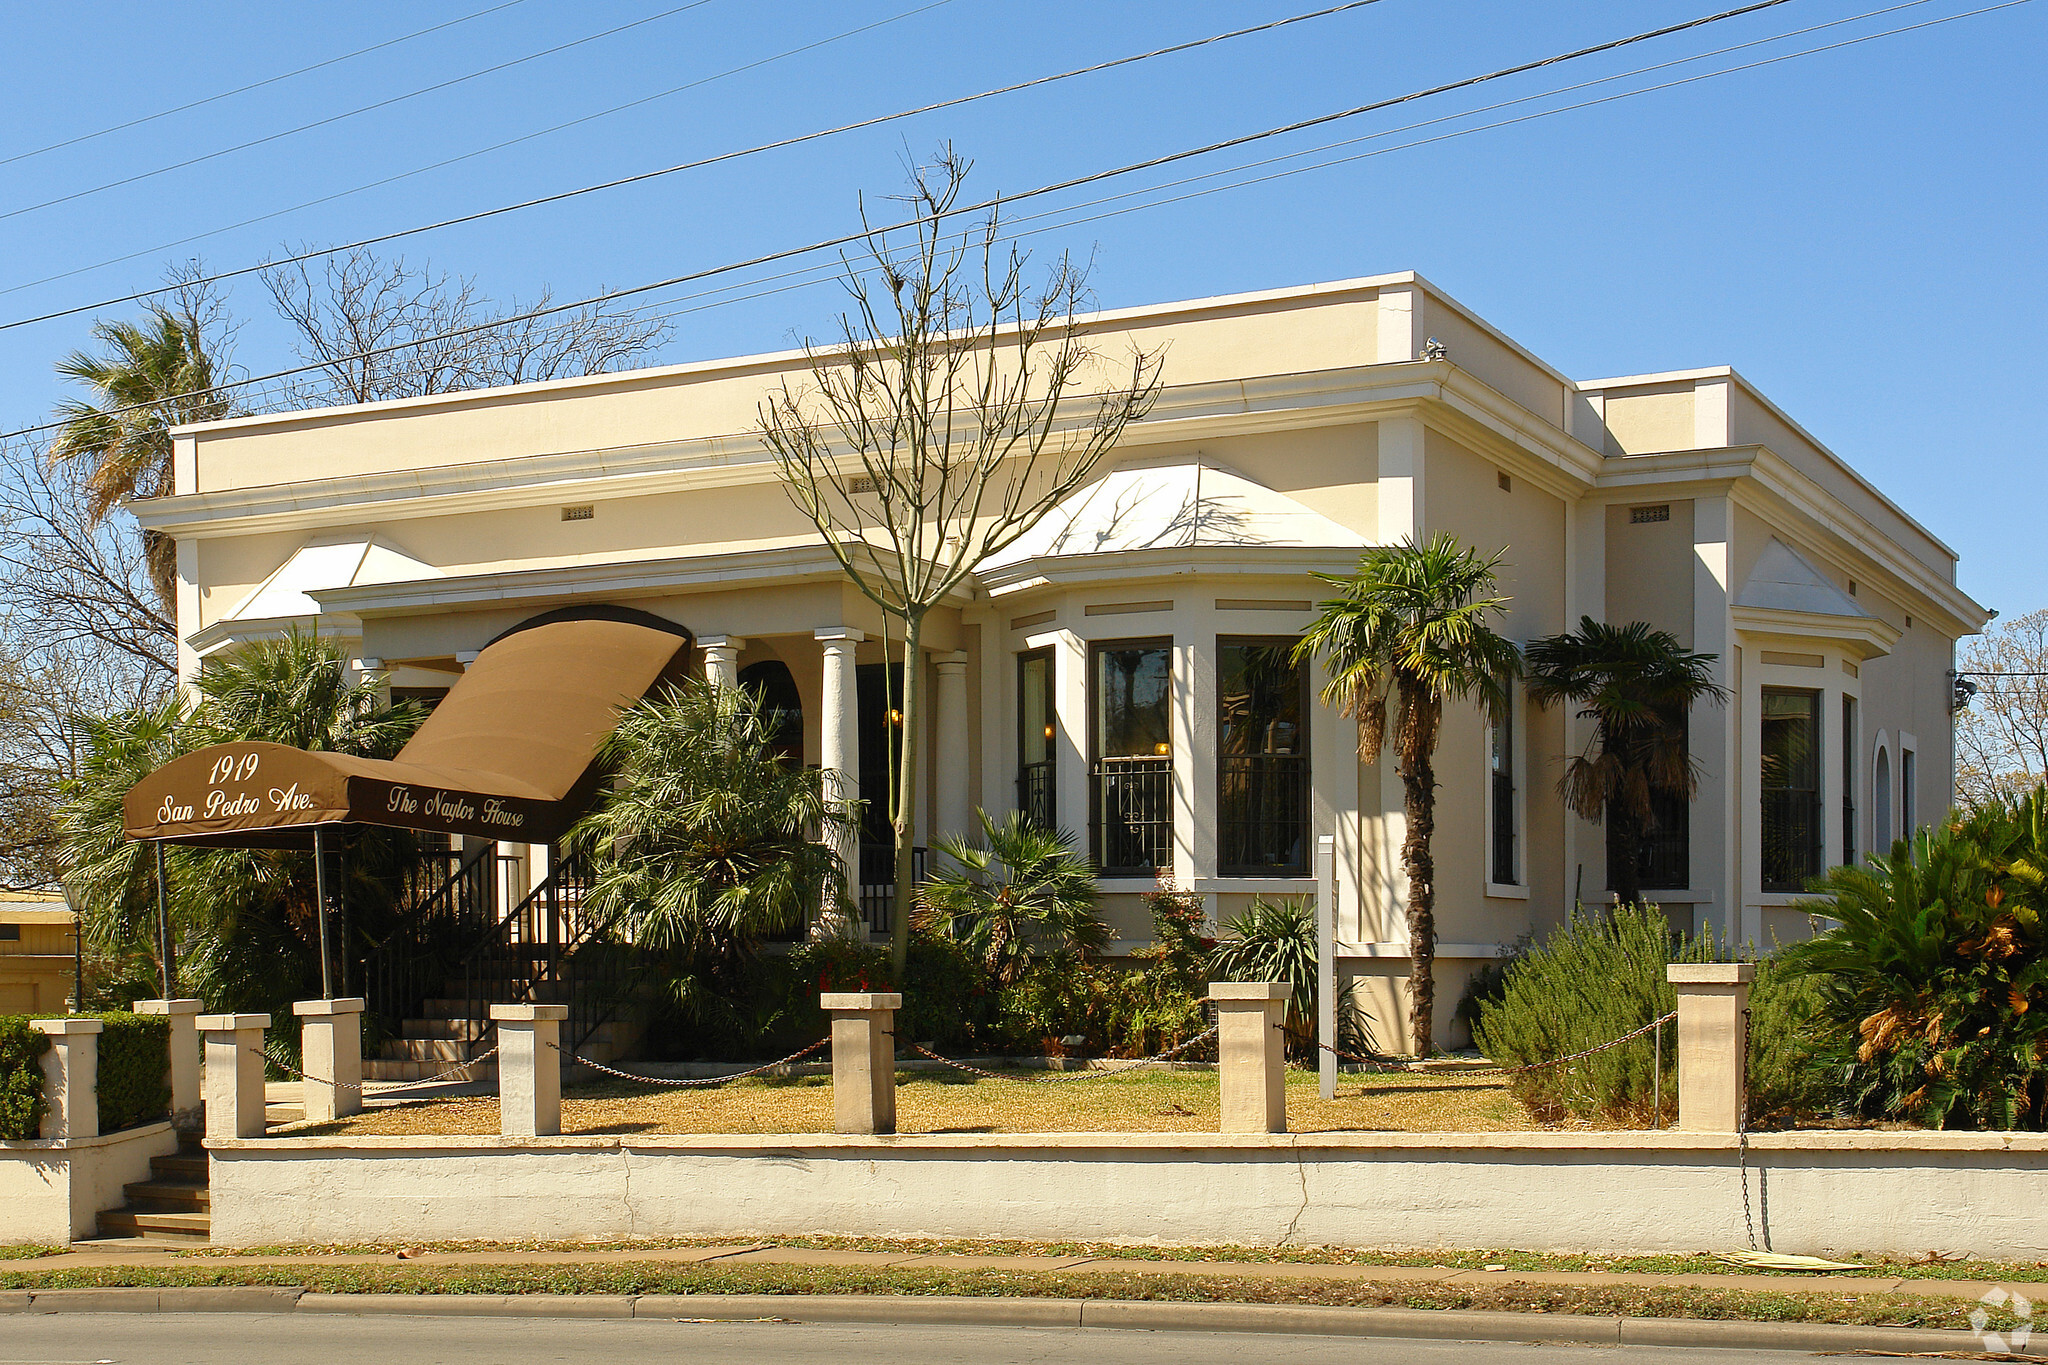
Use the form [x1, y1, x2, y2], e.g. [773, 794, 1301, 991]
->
[208, 1133, 2048, 1258]
[1605, 500, 1695, 648]
[1599, 384, 1695, 456]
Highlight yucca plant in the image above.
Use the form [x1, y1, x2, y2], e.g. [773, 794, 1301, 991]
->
[1782, 791, 2048, 1129]
[1209, 894, 1375, 1059]
[915, 810, 1109, 986]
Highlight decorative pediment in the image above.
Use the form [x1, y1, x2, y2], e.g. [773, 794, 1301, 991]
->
[1733, 538, 1897, 659]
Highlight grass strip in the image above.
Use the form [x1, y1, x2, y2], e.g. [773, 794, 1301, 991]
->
[174, 1235, 2039, 1283]
[0, 1260, 2025, 1331]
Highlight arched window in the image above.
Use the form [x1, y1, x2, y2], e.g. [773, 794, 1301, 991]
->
[738, 660, 803, 763]
[1873, 745, 1893, 851]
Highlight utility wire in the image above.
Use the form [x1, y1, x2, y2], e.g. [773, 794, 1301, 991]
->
[594, 0, 2031, 342]
[0, 0, 961, 306]
[0, 0, 726, 224]
[235, 1, 2029, 415]
[0, 0, 535, 170]
[1, 0, 1382, 324]
[0, 0, 1825, 442]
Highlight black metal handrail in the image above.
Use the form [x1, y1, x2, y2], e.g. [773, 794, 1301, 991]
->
[365, 843, 498, 1035]
[453, 850, 599, 1052]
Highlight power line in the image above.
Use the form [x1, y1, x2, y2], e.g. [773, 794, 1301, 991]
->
[1, 0, 1383, 326]
[0, 0, 1822, 442]
[602, 1, 2033, 341]
[0, 0, 535, 170]
[229, 0, 2023, 415]
[0, 0, 726, 224]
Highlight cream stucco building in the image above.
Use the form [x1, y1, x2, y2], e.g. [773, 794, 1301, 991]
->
[142, 272, 1986, 1046]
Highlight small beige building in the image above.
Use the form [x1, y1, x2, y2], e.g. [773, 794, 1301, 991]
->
[0, 892, 77, 1014]
[140, 273, 1986, 1045]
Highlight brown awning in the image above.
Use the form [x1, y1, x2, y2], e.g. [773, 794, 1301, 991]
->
[124, 609, 692, 846]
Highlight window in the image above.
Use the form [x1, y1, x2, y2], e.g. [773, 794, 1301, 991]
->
[1901, 747, 1918, 837]
[1605, 720, 1690, 892]
[1218, 640, 1309, 875]
[1017, 650, 1055, 829]
[1762, 688, 1824, 891]
[1842, 697, 1856, 867]
[1090, 641, 1173, 875]
[738, 661, 803, 764]
[1489, 699, 1517, 886]
[0, 924, 18, 942]
[1874, 745, 1893, 849]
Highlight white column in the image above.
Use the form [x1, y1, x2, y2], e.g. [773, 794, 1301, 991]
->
[491, 1004, 565, 1138]
[700, 635, 744, 688]
[1316, 835, 1338, 1102]
[32, 1018, 100, 1140]
[134, 999, 203, 1130]
[293, 996, 365, 1122]
[1175, 630, 1213, 892]
[1693, 494, 1742, 946]
[198, 1013, 270, 1141]
[933, 651, 971, 845]
[816, 628, 863, 935]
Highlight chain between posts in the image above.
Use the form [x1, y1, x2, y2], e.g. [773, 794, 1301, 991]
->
[264, 1044, 500, 1095]
[549, 1037, 830, 1087]
[1318, 1011, 1678, 1079]
[907, 1025, 1222, 1083]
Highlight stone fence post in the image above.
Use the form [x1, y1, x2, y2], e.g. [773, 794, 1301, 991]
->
[1666, 964, 1755, 1131]
[198, 1013, 270, 1141]
[31, 1018, 100, 1140]
[134, 999, 203, 1130]
[294, 997, 365, 1122]
[822, 991, 900, 1135]
[492, 1004, 566, 1138]
[1210, 982, 1290, 1134]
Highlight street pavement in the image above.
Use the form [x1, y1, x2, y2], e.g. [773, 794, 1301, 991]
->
[0, 1313, 1841, 1364]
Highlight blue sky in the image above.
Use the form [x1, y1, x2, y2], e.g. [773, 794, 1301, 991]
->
[1, 0, 2040, 615]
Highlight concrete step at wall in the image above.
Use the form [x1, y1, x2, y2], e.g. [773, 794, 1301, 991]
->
[96, 1209, 209, 1240]
[381, 1038, 476, 1062]
[401, 1017, 491, 1039]
[364, 1057, 497, 1082]
[151, 1151, 206, 1182]
[121, 1179, 210, 1212]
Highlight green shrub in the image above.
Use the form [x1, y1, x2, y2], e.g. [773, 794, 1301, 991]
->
[1472, 904, 1831, 1126]
[0, 1016, 53, 1140]
[81, 1012, 171, 1132]
[1782, 792, 2048, 1129]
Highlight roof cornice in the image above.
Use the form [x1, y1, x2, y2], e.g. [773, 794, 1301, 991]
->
[975, 543, 1365, 598]
[135, 359, 1606, 540]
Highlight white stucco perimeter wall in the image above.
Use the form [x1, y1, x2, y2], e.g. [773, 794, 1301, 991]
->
[208, 1130, 2048, 1258]
[0, 1122, 177, 1244]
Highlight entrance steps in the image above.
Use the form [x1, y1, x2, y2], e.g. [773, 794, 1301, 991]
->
[94, 1137, 210, 1242]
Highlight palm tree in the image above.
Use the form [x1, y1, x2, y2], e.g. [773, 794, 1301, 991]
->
[1294, 534, 1522, 1056]
[55, 632, 423, 1015]
[915, 810, 1109, 986]
[1524, 618, 1726, 908]
[48, 306, 235, 610]
[568, 680, 847, 971]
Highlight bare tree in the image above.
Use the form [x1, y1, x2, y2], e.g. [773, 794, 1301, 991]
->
[759, 149, 1164, 972]
[261, 248, 673, 408]
[0, 441, 176, 689]
[1956, 607, 2048, 807]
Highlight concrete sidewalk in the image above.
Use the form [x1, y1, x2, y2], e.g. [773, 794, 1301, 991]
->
[32, 1240, 2028, 1304]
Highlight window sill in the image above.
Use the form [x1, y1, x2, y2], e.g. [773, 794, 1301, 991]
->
[1195, 876, 1314, 894]
[1484, 882, 1530, 901]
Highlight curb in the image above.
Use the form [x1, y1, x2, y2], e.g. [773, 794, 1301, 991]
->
[0, 1286, 1987, 1351]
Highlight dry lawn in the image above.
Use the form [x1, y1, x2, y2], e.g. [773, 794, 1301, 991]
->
[282, 1066, 1539, 1138]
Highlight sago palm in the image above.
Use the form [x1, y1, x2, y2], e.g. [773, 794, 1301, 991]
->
[1293, 533, 1522, 1056]
[915, 809, 1108, 986]
[1524, 618, 1726, 907]
[48, 306, 235, 610]
[569, 680, 846, 957]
